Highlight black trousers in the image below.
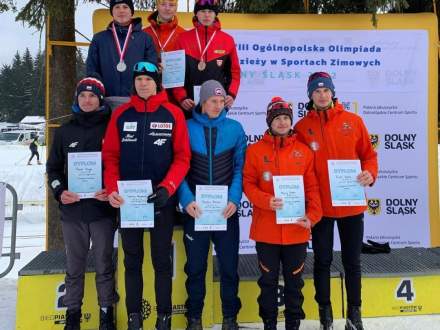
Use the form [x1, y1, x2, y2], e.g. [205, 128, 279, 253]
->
[28, 150, 39, 162]
[120, 206, 175, 314]
[312, 213, 364, 307]
[256, 242, 307, 321]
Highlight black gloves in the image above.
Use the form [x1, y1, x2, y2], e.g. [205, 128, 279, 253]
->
[147, 187, 169, 208]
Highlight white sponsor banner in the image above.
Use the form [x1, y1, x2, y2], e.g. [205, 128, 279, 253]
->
[226, 30, 428, 253]
[0, 183, 6, 256]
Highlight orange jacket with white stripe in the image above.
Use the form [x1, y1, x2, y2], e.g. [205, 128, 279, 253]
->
[243, 131, 322, 245]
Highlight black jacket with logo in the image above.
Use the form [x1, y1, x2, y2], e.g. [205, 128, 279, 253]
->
[46, 105, 116, 223]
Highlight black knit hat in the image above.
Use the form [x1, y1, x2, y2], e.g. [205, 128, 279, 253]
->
[110, 0, 134, 16]
[75, 74, 106, 105]
[194, 0, 220, 15]
[266, 96, 293, 127]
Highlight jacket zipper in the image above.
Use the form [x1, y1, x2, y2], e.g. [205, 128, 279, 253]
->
[274, 136, 280, 175]
[141, 100, 148, 178]
[208, 126, 213, 184]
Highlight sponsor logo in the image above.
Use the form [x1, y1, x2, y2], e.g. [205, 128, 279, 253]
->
[68, 142, 78, 148]
[262, 171, 272, 182]
[341, 121, 353, 135]
[367, 198, 381, 215]
[51, 180, 61, 189]
[123, 122, 137, 132]
[309, 141, 320, 151]
[150, 122, 173, 130]
[386, 198, 418, 215]
[149, 132, 172, 137]
[370, 134, 380, 150]
[154, 138, 167, 146]
[292, 150, 304, 158]
[214, 87, 223, 95]
[238, 199, 253, 218]
[214, 49, 226, 54]
[122, 133, 137, 143]
[341, 101, 359, 114]
[384, 134, 416, 150]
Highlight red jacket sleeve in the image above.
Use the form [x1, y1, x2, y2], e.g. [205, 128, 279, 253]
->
[171, 36, 188, 103]
[227, 38, 241, 99]
[158, 104, 191, 196]
[356, 118, 378, 185]
[303, 148, 323, 225]
[102, 107, 124, 194]
[243, 146, 273, 211]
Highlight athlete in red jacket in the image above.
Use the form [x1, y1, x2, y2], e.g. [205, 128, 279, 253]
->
[294, 72, 378, 330]
[172, 0, 240, 117]
[103, 61, 190, 330]
[243, 97, 322, 330]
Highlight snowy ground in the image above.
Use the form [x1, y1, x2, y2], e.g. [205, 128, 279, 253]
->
[0, 144, 439, 330]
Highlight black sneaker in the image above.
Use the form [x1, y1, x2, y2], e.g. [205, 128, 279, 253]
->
[285, 319, 300, 330]
[263, 319, 277, 330]
[319, 304, 334, 330]
[155, 313, 171, 330]
[186, 317, 203, 330]
[99, 307, 115, 330]
[345, 306, 364, 330]
[127, 312, 143, 330]
[64, 309, 81, 330]
[222, 316, 239, 330]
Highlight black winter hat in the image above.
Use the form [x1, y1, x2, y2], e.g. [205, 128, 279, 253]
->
[194, 0, 220, 15]
[110, 0, 134, 16]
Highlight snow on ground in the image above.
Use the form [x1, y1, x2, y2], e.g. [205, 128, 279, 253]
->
[0, 144, 440, 330]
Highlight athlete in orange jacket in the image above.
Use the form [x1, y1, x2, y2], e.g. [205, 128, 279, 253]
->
[143, 1, 185, 57]
[243, 97, 322, 330]
[294, 72, 378, 330]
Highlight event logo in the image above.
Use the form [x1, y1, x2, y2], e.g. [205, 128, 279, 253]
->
[370, 134, 380, 150]
[386, 199, 418, 215]
[141, 299, 152, 320]
[246, 134, 263, 144]
[296, 102, 308, 118]
[55, 282, 67, 310]
[384, 134, 416, 150]
[238, 199, 253, 218]
[367, 199, 381, 216]
[341, 101, 359, 114]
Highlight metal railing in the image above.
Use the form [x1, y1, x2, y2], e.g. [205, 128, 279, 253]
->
[0, 183, 21, 278]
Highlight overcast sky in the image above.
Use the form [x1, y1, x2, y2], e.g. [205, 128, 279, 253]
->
[0, 1, 195, 66]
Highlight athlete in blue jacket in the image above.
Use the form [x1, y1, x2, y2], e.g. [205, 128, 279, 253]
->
[178, 80, 246, 330]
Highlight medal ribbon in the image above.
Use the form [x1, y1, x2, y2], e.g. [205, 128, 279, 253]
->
[195, 29, 217, 62]
[112, 22, 133, 64]
[150, 27, 177, 52]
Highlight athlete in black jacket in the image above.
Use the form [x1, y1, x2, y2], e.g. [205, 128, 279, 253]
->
[46, 76, 117, 330]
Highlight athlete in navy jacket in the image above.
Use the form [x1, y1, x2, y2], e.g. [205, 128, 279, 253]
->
[102, 61, 190, 330]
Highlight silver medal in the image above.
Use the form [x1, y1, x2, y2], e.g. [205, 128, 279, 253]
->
[117, 61, 127, 72]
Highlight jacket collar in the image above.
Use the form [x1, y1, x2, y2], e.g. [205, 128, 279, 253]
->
[307, 99, 344, 121]
[71, 104, 111, 127]
[129, 90, 168, 113]
[148, 11, 179, 32]
[262, 130, 296, 149]
[192, 105, 227, 127]
[107, 17, 143, 32]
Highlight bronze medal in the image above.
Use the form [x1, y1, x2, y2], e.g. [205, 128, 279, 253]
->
[198, 61, 206, 71]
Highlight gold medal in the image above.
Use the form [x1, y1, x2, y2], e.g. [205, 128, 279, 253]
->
[198, 61, 206, 71]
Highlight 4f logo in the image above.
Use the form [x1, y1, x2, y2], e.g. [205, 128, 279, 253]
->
[367, 199, 381, 216]
[154, 138, 167, 146]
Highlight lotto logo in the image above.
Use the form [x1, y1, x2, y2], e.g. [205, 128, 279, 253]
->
[150, 122, 173, 130]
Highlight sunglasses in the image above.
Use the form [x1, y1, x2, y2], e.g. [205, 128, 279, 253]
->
[133, 62, 158, 73]
[197, 0, 219, 5]
[308, 72, 331, 83]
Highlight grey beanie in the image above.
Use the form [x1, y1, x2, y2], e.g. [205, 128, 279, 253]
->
[199, 80, 226, 105]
